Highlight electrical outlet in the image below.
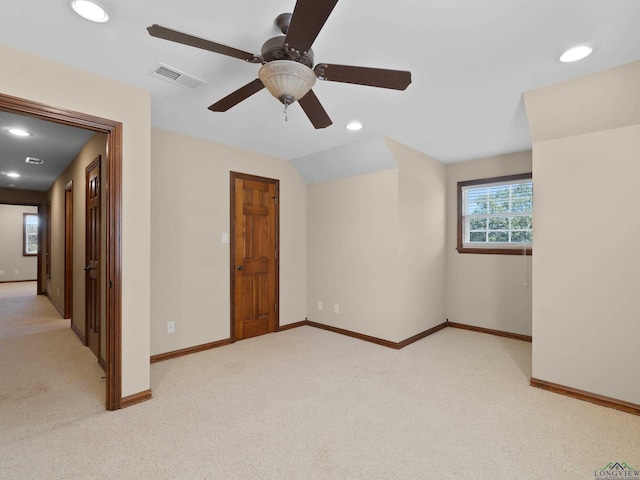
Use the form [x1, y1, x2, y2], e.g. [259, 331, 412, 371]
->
[14, 269, 19, 275]
[333, 304, 340, 314]
[0, 270, 4, 275]
[167, 321, 175, 334]
[317, 301, 323, 311]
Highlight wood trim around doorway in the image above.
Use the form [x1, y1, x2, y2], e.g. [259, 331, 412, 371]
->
[0, 93, 123, 411]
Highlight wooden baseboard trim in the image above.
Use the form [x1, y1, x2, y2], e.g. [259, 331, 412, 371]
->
[306, 321, 448, 350]
[397, 321, 448, 349]
[307, 321, 398, 348]
[0, 279, 37, 284]
[46, 292, 65, 318]
[279, 320, 309, 331]
[121, 389, 152, 408]
[98, 356, 107, 372]
[147, 319, 523, 364]
[150, 338, 232, 364]
[530, 378, 640, 416]
[447, 321, 532, 342]
[70, 322, 86, 344]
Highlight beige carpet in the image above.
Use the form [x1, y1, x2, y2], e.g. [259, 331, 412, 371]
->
[1, 282, 639, 479]
[0, 282, 105, 446]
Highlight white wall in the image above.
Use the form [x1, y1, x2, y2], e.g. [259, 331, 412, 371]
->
[390, 138, 447, 339]
[1, 45, 151, 398]
[307, 138, 448, 343]
[525, 60, 640, 405]
[531, 126, 640, 403]
[307, 169, 400, 341]
[150, 128, 307, 355]
[446, 151, 533, 336]
[0, 205, 38, 281]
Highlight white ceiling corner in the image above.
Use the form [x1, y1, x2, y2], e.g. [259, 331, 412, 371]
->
[291, 135, 396, 184]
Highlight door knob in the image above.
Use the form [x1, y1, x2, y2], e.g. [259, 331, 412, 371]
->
[84, 266, 91, 271]
[237, 265, 244, 271]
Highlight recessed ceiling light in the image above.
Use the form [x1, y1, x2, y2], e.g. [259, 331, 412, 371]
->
[6, 172, 21, 178]
[69, 0, 110, 23]
[7, 128, 31, 137]
[346, 121, 363, 131]
[559, 45, 593, 63]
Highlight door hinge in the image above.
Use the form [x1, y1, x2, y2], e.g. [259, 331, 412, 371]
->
[274, 304, 277, 312]
[272, 196, 278, 204]
[275, 249, 277, 259]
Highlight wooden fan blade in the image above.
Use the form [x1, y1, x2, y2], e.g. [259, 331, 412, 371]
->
[314, 64, 412, 90]
[284, 0, 339, 54]
[147, 25, 261, 63]
[298, 90, 332, 129]
[208, 79, 265, 112]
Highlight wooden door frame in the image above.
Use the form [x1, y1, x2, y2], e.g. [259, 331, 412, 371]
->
[229, 171, 280, 342]
[0, 93, 123, 411]
[64, 181, 73, 319]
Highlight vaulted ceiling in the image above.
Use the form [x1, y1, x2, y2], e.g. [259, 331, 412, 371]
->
[1, 0, 640, 188]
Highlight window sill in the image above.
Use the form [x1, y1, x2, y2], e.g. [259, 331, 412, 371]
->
[456, 246, 532, 256]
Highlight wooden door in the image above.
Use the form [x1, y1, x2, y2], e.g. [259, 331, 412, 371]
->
[85, 156, 101, 361]
[230, 172, 279, 341]
[64, 181, 73, 319]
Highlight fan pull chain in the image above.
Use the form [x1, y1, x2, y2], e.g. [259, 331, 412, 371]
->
[283, 103, 288, 122]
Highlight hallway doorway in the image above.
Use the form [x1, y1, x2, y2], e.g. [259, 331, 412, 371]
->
[0, 93, 123, 410]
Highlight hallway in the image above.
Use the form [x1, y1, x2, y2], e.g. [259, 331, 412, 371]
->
[0, 282, 105, 446]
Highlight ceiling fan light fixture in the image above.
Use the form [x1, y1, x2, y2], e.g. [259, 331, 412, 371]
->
[559, 45, 593, 63]
[69, 0, 110, 23]
[259, 60, 316, 105]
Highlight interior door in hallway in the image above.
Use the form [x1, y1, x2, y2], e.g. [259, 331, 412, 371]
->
[64, 181, 73, 319]
[230, 172, 279, 341]
[85, 156, 101, 363]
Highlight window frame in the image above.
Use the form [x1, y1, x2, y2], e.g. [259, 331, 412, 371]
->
[23, 212, 39, 256]
[456, 173, 532, 256]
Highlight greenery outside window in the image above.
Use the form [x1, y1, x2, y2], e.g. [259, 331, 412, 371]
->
[23, 213, 39, 256]
[457, 173, 532, 255]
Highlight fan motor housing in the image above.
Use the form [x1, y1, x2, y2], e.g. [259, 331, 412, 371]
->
[261, 36, 314, 68]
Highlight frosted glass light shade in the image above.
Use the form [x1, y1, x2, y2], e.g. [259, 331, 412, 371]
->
[259, 60, 316, 104]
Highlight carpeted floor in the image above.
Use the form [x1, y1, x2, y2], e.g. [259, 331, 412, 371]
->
[1, 281, 639, 479]
[0, 282, 105, 446]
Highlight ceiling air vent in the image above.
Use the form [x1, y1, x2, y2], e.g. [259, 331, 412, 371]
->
[149, 63, 206, 90]
[25, 157, 44, 165]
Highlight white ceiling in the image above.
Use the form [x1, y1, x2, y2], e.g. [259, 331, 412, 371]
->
[1, 0, 640, 170]
[0, 112, 95, 191]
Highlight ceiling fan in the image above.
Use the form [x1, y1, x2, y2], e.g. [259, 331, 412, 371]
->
[147, 0, 411, 129]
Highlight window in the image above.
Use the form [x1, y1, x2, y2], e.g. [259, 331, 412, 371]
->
[457, 173, 532, 255]
[23, 213, 39, 256]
